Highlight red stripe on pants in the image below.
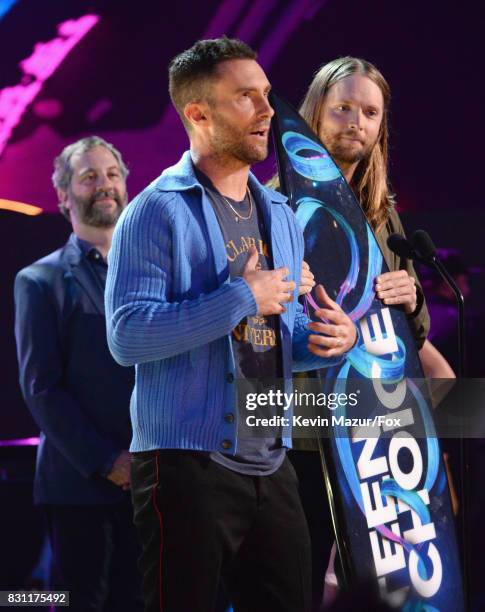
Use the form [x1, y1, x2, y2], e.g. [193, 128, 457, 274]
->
[151, 450, 164, 611]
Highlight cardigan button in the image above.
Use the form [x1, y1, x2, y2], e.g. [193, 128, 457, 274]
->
[224, 413, 234, 424]
[226, 373, 234, 383]
[221, 439, 232, 450]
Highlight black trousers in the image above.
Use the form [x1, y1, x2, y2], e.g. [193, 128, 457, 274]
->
[44, 497, 143, 612]
[131, 450, 312, 612]
[288, 450, 336, 612]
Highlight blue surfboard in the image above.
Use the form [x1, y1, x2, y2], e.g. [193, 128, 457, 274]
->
[271, 92, 464, 611]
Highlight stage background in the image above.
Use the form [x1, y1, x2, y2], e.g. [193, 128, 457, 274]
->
[2, 0, 483, 438]
[0, 0, 483, 590]
[0, 0, 485, 588]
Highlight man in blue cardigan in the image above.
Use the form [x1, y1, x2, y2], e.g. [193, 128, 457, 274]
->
[105, 37, 356, 612]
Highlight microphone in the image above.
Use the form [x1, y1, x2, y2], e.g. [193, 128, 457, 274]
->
[410, 229, 466, 377]
[411, 229, 436, 260]
[387, 229, 465, 375]
[386, 233, 414, 259]
[386, 233, 425, 263]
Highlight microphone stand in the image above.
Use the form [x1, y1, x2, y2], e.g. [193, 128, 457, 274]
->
[428, 256, 466, 376]
[389, 231, 469, 608]
[423, 253, 469, 610]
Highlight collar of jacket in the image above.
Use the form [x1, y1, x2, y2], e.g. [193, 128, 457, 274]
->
[153, 150, 292, 292]
[154, 150, 288, 205]
[64, 233, 84, 266]
[63, 233, 105, 314]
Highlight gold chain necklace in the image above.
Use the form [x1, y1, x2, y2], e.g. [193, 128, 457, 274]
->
[221, 187, 253, 222]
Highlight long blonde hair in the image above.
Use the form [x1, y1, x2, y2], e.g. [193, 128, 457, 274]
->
[273, 57, 394, 230]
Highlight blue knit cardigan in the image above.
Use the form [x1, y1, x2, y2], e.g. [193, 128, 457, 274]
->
[105, 151, 334, 453]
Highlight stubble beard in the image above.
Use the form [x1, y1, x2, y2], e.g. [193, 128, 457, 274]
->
[70, 189, 127, 228]
[321, 127, 374, 166]
[210, 112, 269, 166]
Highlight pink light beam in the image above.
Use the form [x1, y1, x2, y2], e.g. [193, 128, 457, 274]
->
[0, 14, 100, 157]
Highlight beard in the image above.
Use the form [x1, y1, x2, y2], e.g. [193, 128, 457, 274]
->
[321, 128, 374, 166]
[209, 110, 269, 165]
[70, 188, 127, 228]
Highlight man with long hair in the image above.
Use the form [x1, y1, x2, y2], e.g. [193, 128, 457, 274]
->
[282, 57, 457, 610]
[275, 56, 428, 336]
[299, 57, 455, 372]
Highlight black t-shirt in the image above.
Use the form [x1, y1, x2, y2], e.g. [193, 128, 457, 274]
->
[194, 167, 285, 475]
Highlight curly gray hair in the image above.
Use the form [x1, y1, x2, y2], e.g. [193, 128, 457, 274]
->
[52, 136, 129, 220]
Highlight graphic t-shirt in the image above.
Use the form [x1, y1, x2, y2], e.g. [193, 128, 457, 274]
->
[194, 167, 286, 476]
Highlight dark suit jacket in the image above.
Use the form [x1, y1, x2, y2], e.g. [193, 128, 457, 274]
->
[14, 234, 134, 505]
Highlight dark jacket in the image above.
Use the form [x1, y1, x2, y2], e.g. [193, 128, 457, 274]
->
[14, 234, 134, 505]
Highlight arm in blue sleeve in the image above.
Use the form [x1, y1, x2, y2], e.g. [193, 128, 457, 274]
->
[105, 191, 258, 366]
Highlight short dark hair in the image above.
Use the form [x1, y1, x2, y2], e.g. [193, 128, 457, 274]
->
[168, 36, 257, 131]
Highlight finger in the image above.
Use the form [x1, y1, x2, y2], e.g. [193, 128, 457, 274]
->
[242, 246, 259, 272]
[261, 305, 285, 316]
[268, 302, 287, 314]
[315, 284, 340, 310]
[299, 286, 312, 297]
[302, 278, 316, 288]
[278, 292, 294, 304]
[275, 266, 290, 279]
[301, 269, 315, 282]
[376, 286, 415, 299]
[281, 280, 296, 292]
[300, 274, 315, 290]
[313, 308, 346, 324]
[300, 279, 315, 288]
[376, 277, 414, 292]
[376, 270, 408, 284]
[307, 343, 344, 358]
[308, 322, 342, 336]
[302, 260, 310, 270]
[376, 288, 413, 300]
[308, 335, 335, 349]
[298, 276, 315, 296]
[299, 286, 313, 297]
[382, 296, 415, 306]
[301, 280, 315, 290]
[308, 334, 345, 349]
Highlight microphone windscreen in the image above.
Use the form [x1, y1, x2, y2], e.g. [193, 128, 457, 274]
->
[387, 233, 414, 259]
[412, 230, 436, 259]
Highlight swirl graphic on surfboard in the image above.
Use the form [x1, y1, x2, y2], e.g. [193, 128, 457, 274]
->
[271, 94, 463, 611]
